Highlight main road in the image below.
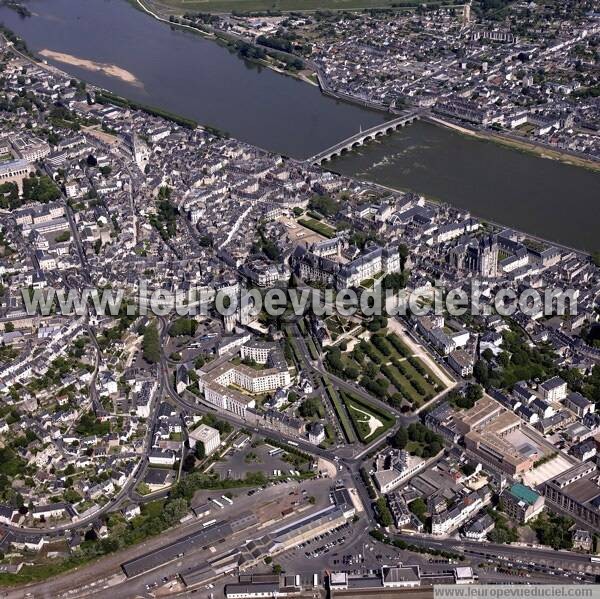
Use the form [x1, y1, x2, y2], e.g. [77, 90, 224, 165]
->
[397, 534, 600, 575]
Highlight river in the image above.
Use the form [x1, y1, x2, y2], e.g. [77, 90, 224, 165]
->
[0, 0, 385, 158]
[328, 121, 600, 251]
[0, 0, 599, 250]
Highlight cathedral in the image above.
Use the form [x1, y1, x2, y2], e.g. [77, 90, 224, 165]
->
[448, 234, 499, 278]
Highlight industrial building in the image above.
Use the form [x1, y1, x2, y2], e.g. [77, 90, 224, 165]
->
[544, 462, 600, 532]
[457, 397, 538, 475]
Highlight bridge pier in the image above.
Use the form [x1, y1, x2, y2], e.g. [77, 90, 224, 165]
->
[309, 111, 421, 165]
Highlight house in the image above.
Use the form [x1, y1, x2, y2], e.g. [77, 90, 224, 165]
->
[148, 449, 176, 466]
[11, 535, 46, 552]
[308, 422, 325, 445]
[31, 502, 74, 521]
[540, 376, 567, 402]
[513, 382, 536, 404]
[175, 364, 189, 394]
[570, 439, 597, 462]
[572, 529, 592, 552]
[448, 349, 474, 377]
[98, 371, 118, 396]
[432, 489, 489, 536]
[463, 513, 495, 541]
[300, 377, 314, 394]
[144, 468, 173, 491]
[565, 392, 595, 418]
[0, 505, 16, 525]
[123, 504, 141, 520]
[516, 404, 539, 424]
[530, 399, 555, 419]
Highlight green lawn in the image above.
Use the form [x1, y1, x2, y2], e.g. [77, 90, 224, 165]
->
[340, 390, 394, 443]
[400, 359, 436, 396]
[297, 217, 336, 239]
[306, 336, 320, 360]
[409, 356, 445, 391]
[387, 332, 412, 358]
[380, 362, 424, 404]
[323, 378, 357, 444]
[156, 0, 424, 13]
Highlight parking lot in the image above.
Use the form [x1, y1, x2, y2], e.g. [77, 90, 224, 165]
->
[212, 441, 303, 480]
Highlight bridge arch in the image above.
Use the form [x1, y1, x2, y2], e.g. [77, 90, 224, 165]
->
[306, 111, 420, 165]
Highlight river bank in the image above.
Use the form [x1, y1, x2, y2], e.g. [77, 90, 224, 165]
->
[425, 115, 600, 174]
[133, 0, 319, 87]
[328, 117, 600, 251]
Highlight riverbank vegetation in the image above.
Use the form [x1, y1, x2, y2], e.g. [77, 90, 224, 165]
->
[94, 91, 198, 129]
[156, 0, 444, 13]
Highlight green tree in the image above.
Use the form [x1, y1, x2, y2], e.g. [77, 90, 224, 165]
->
[298, 397, 322, 418]
[142, 322, 160, 364]
[168, 318, 198, 337]
[376, 497, 393, 527]
[391, 426, 408, 449]
[409, 497, 427, 522]
[22, 176, 60, 203]
[473, 360, 489, 387]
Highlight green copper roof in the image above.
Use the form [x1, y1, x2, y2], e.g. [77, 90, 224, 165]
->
[509, 483, 539, 505]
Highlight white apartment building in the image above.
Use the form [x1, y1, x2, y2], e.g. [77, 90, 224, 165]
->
[373, 451, 425, 494]
[198, 339, 290, 418]
[240, 340, 277, 364]
[203, 382, 255, 418]
[540, 376, 567, 402]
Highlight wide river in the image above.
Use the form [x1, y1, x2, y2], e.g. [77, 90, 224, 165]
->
[0, 0, 599, 250]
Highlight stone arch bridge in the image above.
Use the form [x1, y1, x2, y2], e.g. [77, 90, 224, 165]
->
[307, 111, 422, 166]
